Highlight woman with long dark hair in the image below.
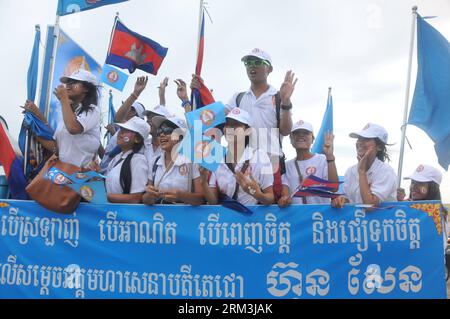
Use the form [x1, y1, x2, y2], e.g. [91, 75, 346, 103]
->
[332, 123, 397, 208]
[27, 69, 101, 169]
[105, 117, 150, 203]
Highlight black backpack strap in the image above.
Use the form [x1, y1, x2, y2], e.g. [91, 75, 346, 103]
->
[120, 152, 135, 195]
[274, 92, 281, 129]
[151, 156, 161, 185]
[235, 92, 246, 108]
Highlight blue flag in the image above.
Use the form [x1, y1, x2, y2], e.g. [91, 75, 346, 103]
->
[178, 133, 226, 172]
[27, 26, 40, 102]
[408, 15, 450, 170]
[57, 0, 129, 16]
[108, 91, 116, 125]
[185, 101, 226, 132]
[100, 64, 129, 91]
[312, 89, 333, 154]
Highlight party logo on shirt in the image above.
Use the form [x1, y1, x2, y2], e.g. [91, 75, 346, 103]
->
[200, 109, 216, 126]
[179, 164, 188, 176]
[80, 185, 94, 202]
[306, 166, 317, 176]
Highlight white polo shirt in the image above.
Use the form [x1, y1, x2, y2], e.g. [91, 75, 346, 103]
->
[226, 86, 284, 157]
[209, 147, 274, 205]
[149, 153, 200, 192]
[343, 158, 397, 204]
[105, 150, 149, 194]
[282, 154, 330, 204]
[54, 104, 101, 168]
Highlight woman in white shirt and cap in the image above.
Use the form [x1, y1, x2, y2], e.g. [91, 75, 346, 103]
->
[143, 115, 205, 205]
[30, 69, 101, 169]
[278, 120, 339, 207]
[332, 123, 397, 208]
[200, 107, 275, 206]
[105, 117, 150, 204]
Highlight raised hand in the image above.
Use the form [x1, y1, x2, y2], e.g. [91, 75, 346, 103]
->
[279, 70, 298, 105]
[323, 132, 335, 159]
[190, 74, 204, 90]
[174, 79, 189, 101]
[133, 76, 148, 97]
[358, 147, 377, 174]
[53, 85, 70, 103]
[158, 77, 169, 106]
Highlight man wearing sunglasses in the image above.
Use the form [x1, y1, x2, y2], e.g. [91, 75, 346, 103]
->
[226, 48, 298, 201]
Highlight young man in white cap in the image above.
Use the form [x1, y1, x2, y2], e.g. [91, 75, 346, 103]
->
[143, 115, 205, 206]
[200, 107, 275, 206]
[225, 48, 298, 201]
[30, 69, 101, 169]
[332, 123, 397, 208]
[106, 117, 150, 203]
[278, 120, 338, 207]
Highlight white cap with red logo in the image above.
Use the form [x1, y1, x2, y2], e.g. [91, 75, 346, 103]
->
[241, 48, 272, 65]
[404, 164, 443, 185]
[226, 107, 253, 126]
[349, 123, 389, 144]
[291, 120, 314, 134]
[116, 116, 150, 140]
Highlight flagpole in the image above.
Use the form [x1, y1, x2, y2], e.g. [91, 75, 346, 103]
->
[192, 0, 204, 112]
[44, 15, 61, 119]
[397, 5, 417, 186]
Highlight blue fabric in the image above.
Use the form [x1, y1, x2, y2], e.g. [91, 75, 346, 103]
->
[100, 64, 129, 92]
[0, 200, 446, 299]
[408, 15, 450, 170]
[311, 92, 333, 154]
[27, 26, 40, 102]
[18, 113, 54, 157]
[57, 0, 129, 16]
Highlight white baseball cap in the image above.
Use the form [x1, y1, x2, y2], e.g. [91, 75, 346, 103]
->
[143, 104, 170, 118]
[152, 114, 187, 130]
[241, 48, 272, 65]
[291, 120, 314, 134]
[349, 123, 389, 144]
[131, 102, 146, 119]
[60, 69, 98, 86]
[226, 107, 253, 127]
[404, 164, 443, 185]
[116, 117, 150, 140]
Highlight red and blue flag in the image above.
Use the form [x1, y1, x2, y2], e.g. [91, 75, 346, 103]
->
[0, 122, 28, 199]
[106, 17, 168, 75]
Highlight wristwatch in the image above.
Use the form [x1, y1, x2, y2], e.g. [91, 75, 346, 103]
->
[280, 103, 292, 111]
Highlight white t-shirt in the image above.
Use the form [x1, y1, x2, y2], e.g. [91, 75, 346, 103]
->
[105, 150, 149, 194]
[149, 153, 200, 193]
[54, 104, 101, 168]
[343, 158, 397, 204]
[209, 147, 274, 205]
[282, 154, 330, 204]
[226, 86, 285, 157]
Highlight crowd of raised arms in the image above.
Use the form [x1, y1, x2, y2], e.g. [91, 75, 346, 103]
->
[21, 48, 445, 209]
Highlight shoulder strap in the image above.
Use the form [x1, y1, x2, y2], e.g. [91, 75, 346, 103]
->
[120, 152, 135, 195]
[152, 156, 161, 184]
[275, 92, 281, 128]
[235, 92, 246, 108]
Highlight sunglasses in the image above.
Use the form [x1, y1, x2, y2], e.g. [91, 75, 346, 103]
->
[65, 80, 81, 87]
[243, 59, 270, 67]
[157, 127, 175, 136]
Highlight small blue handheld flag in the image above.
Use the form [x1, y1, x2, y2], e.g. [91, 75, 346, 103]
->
[100, 64, 129, 92]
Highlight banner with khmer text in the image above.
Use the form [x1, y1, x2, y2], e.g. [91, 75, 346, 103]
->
[0, 200, 446, 299]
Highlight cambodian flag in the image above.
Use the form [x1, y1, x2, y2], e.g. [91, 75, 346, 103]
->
[190, 11, 215, 109]
[0, 122, 28, 199]
[105, 17, 168, 75]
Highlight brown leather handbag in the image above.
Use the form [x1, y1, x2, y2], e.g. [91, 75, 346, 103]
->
[26, 155, 81, 214]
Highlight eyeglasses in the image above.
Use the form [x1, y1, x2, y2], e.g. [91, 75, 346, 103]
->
[157, 127, 175, 136]
[243, 59, 270, 67]
[65, 80, 81, 87]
